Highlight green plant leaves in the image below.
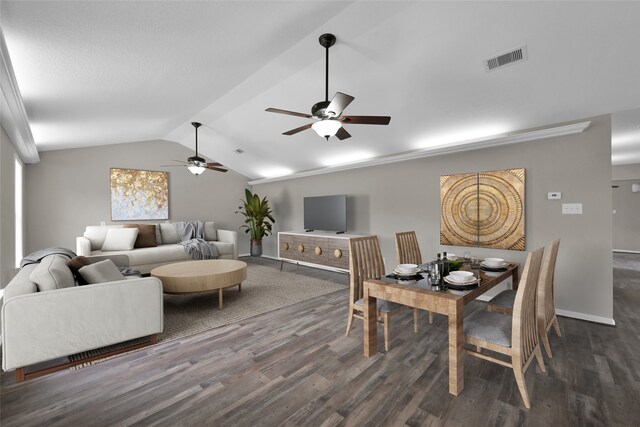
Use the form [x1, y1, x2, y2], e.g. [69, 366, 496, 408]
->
[236, 188, 275, 240]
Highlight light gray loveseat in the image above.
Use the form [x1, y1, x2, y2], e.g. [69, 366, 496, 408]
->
[1, 255, 163, 381]
[76, 222, 238, 274]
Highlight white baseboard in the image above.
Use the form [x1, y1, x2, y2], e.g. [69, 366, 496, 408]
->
[477, 294, 615, 325]
[555, 309, 615, 326]
[238, 253, 251, 258]
[613, 249, 640, 254]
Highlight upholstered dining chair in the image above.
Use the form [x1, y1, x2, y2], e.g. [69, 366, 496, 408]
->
[463, 246, 546, 409]
[346, 235, 418, 351]
[487, 239, 561, 358]
[394, 231, 433, 324]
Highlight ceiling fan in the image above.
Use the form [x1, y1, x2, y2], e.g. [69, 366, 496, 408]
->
[162, 122, 228, 175]
[266, 33, 391, 140]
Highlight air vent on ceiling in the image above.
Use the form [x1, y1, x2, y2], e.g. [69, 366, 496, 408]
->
[484, 45, 528, 72]
[234, 148, 245, 154]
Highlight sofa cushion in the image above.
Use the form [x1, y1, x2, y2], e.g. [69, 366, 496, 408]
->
[159, 223, 179, 244]
[123, 224, 157, 248]
[84, 225, 123, 250]
[204, 221, 217, 241]
[29, 254, 76, 292]
[3, 264, 38, 300]
[114, 244, 191, 266]
[79, 259, 125, 284]
[211, 241, 234, 256]
[68, 256, 92, 286]
[101, 228, 139, 251]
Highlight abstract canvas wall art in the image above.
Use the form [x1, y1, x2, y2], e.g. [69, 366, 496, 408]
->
[110, 168, 169, 220]
[440, 168, 525, 251]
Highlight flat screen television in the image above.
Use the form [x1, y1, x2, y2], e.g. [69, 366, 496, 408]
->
[304, 195, 347, 233]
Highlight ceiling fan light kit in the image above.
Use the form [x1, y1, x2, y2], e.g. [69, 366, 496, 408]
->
[266, 33, 390, 141]
[162, 121, 229, 175]
[312, 119, 342, 139]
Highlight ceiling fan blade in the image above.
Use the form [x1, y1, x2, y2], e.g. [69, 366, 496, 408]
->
[283, 123, 313, 136]
[326, 92, 355, 117]
[160, 164, 187, 167]
[206, 166, 228, 173]
[340, 115, 391, 125]
[335, 127, 351, 140]
[266, 108, 312, 119]
[170, 159, 191, 164]
[206, 162, 224, 167]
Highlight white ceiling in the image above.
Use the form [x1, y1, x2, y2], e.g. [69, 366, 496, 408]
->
[2, 1, 640, 179]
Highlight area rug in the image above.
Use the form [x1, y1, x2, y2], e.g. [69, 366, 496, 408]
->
[159, 263, 346, 342]
[69, 264, 346, 368]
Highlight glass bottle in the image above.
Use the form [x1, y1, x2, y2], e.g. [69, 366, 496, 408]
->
[436, 253, 443, 287]
[442, 251, 450, 278]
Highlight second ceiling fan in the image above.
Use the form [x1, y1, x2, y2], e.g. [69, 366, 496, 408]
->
[266, 33, 391, 140]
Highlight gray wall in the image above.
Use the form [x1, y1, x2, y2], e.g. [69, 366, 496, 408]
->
[612, 180, 640, 252]
[255, 115, 614, 323]
[24, 139, 251, 255]
[0, 125, 20, 287]
[612, 163, 640, 180]
[611, 164, 640, 252]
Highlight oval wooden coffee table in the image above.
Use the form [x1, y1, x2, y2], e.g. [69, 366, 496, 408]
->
[151, 260, 247, 309]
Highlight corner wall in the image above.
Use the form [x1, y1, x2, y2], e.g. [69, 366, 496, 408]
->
[24, 140, 251, 255]
[254, 115, 614, 324]
[0, 125, 19, 287]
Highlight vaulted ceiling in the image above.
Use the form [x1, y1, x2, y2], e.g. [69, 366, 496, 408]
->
[3, 1, 640, 179]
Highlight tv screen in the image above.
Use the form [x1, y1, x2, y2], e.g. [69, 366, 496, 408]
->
[304, 195, 347, 233]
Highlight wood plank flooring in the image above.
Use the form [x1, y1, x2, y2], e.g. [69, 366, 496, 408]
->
[1, 255, 639, 426]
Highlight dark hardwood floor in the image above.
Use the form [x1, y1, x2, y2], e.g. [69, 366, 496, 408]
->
[1, 255, 639, 426]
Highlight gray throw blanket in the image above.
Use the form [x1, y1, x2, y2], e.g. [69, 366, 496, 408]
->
[20, 247, 76, 268]
[174, 221, 219, 260]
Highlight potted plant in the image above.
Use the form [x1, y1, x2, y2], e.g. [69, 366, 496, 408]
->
[236, 188, 275, 256]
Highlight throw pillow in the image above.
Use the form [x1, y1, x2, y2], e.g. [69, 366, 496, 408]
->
[204, 221, 217, 241]
[68, 255, 92, 286]
[159, 223, 179, 244]
[29, 254, 76, 292]
[123, 224, 157, 248]
[101, 228, 139, 251]
[78, 259, 125, 284]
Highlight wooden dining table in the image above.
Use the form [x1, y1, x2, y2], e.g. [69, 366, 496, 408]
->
[363, 262, 519, 396]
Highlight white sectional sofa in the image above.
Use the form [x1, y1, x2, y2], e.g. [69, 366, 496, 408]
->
[1, 255, 163, 381]
[76, 222, 238, 274]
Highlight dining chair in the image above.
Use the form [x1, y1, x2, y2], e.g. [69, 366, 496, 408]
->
[394, 231, 433, 324]
[463, 246, 545, 409]
[487, 239, 562, 358]
[346, 235, 417, 351]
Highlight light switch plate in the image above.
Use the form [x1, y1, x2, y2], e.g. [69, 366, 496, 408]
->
[562, 203, 583, 214]
[548, 192, 562, 200]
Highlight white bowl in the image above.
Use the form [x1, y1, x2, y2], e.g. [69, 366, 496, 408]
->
[396, 263, 419, 274]
[449, 271, 474, 280]
[483, 257, 505, 267]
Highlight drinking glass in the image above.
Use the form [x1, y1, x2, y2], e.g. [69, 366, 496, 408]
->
[470, 257, 482, 281]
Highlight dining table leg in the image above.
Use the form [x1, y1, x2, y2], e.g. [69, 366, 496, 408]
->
[448, 299, 465, 395]
[363, 287, 377, 357]
[511, 265, 520, 290]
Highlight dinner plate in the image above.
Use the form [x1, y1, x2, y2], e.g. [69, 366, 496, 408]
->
[480, 261, 507, 268]
[444, 276, 479, 286]
[444, 279, 479, 291]
[480, 265, 508, 272]
[444, 274, 477, 284]
[393, 270, 420, 278]
[388, 272, 423, 281]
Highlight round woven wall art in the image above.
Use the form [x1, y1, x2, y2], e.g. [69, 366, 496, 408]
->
[440, 168, 525, 251]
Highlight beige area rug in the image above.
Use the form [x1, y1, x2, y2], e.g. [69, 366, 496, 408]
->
[69, 264, 346, 368]
[159, 263, 346, 342]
